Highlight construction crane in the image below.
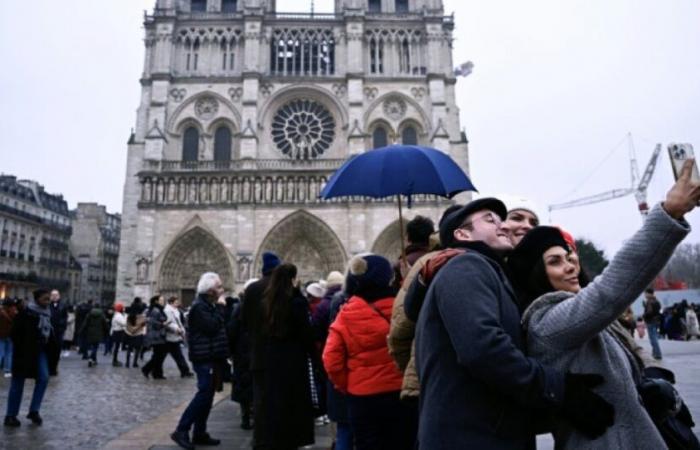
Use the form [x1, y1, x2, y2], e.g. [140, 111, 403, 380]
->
[549, 136, 662, 218]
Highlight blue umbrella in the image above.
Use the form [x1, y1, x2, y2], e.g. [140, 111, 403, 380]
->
[320, 145, 476, 204]
[320, 144, 477, 265]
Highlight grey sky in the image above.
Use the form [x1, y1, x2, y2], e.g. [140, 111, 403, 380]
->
[1, 0, 698, 256]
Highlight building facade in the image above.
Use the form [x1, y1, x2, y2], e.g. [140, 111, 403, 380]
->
[0, 175, 75, 300]
[117, 0, 470, 304]
[70, 203, 121, 305]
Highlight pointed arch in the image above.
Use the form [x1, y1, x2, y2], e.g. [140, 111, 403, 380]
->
[371, 218, 407, 261]
[157, 224, 234, 305]
[255, 210, 347, 282]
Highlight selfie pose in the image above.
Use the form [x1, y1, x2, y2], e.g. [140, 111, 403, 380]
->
[509, 160, 700, 449]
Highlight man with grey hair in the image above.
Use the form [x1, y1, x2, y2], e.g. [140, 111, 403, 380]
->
[171, 272, 229, 450]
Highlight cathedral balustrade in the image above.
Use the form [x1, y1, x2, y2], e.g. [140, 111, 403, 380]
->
[137, 170, 444, 207]
[142, 158, 347, 173]
[266, 12, 341, 21]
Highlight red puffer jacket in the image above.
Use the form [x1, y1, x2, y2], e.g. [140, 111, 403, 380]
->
[323, 296, 403, 396]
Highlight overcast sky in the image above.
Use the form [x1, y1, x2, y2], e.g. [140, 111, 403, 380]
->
[1, 0, 698, 256]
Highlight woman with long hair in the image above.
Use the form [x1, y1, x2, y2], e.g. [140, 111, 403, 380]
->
[260, 263, 315, 449]
[141, 295, 169, 379]
[124, 301, 146, 369]
[507, 162, 700, 449]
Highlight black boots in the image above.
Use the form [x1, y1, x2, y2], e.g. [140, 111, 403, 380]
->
[4, 416, 20, 427]
[26, 411, 42, 426]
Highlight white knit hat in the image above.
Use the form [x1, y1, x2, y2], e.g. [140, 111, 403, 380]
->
[306, 282, 326, 299]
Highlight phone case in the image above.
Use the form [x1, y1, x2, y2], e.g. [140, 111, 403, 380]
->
[668, 143, 700, 183]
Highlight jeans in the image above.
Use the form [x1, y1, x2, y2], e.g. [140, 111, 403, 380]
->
[88, 343, 99, 362]
[647, 322, 663, 359]
[335, 421, 354, 450]
[176, 361, 216, 436]
[6, 351, 49, 417]
[0, 338, 12, 373]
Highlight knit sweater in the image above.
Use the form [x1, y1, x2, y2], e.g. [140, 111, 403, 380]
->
[522, 203, 690, 450]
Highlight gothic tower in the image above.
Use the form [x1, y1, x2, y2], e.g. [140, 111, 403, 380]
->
[116, 0, 470, 303]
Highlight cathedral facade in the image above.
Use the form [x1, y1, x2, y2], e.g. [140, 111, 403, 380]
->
[116, 0, 470, 303]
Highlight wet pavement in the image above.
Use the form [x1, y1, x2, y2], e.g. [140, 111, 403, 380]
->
[1, 338, 698, 449]
[0, 348, 195, 450]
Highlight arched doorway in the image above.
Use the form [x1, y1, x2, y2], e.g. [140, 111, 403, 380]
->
[158, 227, 234, 306]
[255, 210, 347, 282]
[371, 219, 406, 262]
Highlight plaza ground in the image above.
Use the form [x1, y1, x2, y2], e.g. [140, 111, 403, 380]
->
[0, 338, 698, 449]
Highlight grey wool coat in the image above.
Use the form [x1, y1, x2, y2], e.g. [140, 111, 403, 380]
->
[522, 204, 690, 450]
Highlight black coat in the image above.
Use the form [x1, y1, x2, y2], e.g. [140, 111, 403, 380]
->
[187, 295, 230, 363]
[11, 307, 59, 379]
[240, 276, 271, 372]
[263, 295, 315, 449]
[50, 300, 68, 335]
[227, 300, 252, 404]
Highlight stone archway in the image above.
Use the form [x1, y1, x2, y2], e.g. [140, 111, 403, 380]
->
[371, 219, 407, 262]
[158, 226, 234, 305]
[255, 210, 347, 282]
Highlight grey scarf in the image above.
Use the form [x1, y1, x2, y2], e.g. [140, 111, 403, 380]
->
[27, 300, 52, 343]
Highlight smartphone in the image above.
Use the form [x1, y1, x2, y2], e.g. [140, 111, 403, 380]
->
[668, 143, 700, 183]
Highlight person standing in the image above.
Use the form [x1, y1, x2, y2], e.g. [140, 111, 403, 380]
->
[643, 288, 663, 359]
[164, 296, 193, 378]
[75, 299, 93, 360]
[324, 255, 414, 450]
[227, 283, 254, 430]
[124, 302, 147, 369]
[414, 198, 613, 449]
[47, 290, 68, 376]
[62, 306, 75, 355]
[241, 251, 281, 449]
[171, 272, 229, 449]
[142, 295, 169, 379]
[392, 215, 434, 290]
[0, 298, 19, 378]
[80, 304, 109, 367]
[686, 304, 700, 340]
[110, 303, 127, 367]
[4, 288, 57, 427]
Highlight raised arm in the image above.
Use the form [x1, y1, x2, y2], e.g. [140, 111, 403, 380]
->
[525, 203, 690, 350]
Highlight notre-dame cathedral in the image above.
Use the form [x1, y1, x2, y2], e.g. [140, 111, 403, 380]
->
[116, 0, 470, 303]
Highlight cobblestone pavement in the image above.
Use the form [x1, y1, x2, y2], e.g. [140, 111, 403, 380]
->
[2, 338, 699, 449]
[0, 348, 196, 450]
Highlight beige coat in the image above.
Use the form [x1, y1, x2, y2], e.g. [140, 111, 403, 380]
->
[388, 251, 437, 400]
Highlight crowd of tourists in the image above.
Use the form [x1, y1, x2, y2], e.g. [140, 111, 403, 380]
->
[1, 159, 699, 449]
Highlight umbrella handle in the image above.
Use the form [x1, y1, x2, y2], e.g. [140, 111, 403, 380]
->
[397, 195, 408, 275]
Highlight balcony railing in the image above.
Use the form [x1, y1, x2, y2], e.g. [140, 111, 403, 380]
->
[265, 12, 341, 21]
[141, 158, 347, 173]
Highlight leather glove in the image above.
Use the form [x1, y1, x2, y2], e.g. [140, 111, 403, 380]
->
[561, 373, 615, 439]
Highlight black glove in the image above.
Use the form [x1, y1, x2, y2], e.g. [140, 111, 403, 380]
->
[561, 373, 615, 439]
[644, 366, 676, 384]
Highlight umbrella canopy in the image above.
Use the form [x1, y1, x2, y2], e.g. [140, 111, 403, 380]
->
[319, 145, 476, 203]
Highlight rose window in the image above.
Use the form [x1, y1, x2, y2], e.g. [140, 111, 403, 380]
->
[271, 99, 335, 159]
